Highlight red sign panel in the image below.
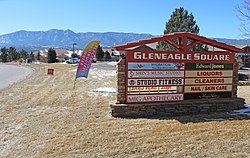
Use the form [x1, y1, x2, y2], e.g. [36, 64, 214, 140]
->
[126, 50, 235, 63]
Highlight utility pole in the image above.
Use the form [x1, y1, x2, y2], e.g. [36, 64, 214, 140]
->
[72, 43, 77, 64]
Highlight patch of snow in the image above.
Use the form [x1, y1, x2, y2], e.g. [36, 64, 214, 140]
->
[204, 118, 226, 121]
[234, 104, 250, 116]
[107, 62, 118, 66]
[65, 50, 83, 58]
[112, 50, 120, 56]
[8, 93, 14, 97]
[32, 60, 44, 64]
[88, 92, 98, 96]
[70, 68, 77, 72]
[88, 87, 116, 97]
[93, 87, 116, 93]
[89, 69, 116, 77]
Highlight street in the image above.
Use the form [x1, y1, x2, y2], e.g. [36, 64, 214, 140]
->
[0, 64, 33, 90]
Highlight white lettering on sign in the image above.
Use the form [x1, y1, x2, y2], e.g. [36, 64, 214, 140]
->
[134, 52, 192, 60]
[128, 78, 184, 86]
[127, 94, 184, 103]
[133, 52, 231, 61]
[195, 63, 225, 69]
[194, 53, 230, 61]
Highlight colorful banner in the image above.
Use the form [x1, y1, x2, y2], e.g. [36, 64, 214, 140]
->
[128, 70, 184, 78]
[75, 40, 100, 79]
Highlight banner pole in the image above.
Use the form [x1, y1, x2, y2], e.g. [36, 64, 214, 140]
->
[73, 77, 77, 89]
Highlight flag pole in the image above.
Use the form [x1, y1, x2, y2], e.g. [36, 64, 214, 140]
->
[73, 77, 77, 89]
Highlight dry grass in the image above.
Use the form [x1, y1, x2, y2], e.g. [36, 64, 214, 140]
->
[0, 63, 250, 158]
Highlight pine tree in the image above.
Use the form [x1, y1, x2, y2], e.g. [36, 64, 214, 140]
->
[0, 47, 8, 63]
[157, 7, 207, 51]
[20, 49, 28, 60]
[104, 51, 111, 61]
[30, 52, 35, 61]
[47, 48, 57, 63]
[95, 45, 104, 61]
[37, 51, 41, 60]
[8, 47, 19, 61]
[71, 52, 78, 58]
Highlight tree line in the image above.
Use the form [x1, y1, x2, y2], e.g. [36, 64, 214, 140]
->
[0, 47, 57, 63]
[0, 47, 30, 63]
[95, 45, 112, 61]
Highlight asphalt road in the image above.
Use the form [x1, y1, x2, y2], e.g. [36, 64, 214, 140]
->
[0, 64, 33, 90]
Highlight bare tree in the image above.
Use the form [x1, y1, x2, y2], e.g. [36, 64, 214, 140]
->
[237, 0, 250, 36]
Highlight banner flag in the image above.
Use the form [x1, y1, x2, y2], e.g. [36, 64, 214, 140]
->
[75, 40, 100, 79]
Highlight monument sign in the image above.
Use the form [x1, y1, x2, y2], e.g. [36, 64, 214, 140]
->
[110, 32, 245, 117]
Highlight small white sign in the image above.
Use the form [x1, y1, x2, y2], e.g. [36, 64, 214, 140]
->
[128, 70, 184, 78]
[127, 94, 184, 103]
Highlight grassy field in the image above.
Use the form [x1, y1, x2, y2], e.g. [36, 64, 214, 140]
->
[0, 63, 250, 158]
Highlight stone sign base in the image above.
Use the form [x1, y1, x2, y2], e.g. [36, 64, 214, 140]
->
[110, 98, 245, 118]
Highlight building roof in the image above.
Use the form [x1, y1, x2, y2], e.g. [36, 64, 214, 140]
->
[33, 48, 83, 58]
[113, 32, 244, 53]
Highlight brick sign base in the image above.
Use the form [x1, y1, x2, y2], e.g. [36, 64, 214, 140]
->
[110, 98, 245, 118]
[110, 58, 245, 118]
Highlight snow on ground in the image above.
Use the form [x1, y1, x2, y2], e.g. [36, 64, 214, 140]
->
[204, 104, 250, 121]
[89, 69, 117, 96]
[88, 87, 117, 97]
[93, 87, 116, 93]
[90, 69, 116, 79]
[234, 104, 250, 116]
[107, 61, 118, 66]
[70, 63, 117, 96]
[204, 118, 226, 121]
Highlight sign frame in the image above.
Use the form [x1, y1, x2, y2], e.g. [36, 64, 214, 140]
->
[125, 50, 235, 103]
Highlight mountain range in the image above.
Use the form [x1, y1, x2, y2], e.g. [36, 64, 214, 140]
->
[0, 29, 250, 51]
[0, 29, 153, 51]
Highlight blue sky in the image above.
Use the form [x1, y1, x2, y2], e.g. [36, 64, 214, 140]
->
[0, 0, 246, 39]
